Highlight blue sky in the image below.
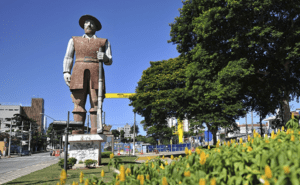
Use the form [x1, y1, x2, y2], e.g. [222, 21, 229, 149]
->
[1, 0, 299, 136]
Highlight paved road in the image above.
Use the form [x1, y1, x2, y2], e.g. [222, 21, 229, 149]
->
[0, 152, 59, 184]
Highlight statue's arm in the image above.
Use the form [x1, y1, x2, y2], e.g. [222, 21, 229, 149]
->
[104, 40, 113, 65]
[63, 38, 75, 87]
[63, 38, 75, 73]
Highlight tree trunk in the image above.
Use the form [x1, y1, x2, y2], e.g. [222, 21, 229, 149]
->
[206, 123, 218, 145]
[282, 92, 290, 125]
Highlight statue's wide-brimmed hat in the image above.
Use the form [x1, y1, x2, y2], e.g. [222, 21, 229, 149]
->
[79, 15, 102, 31]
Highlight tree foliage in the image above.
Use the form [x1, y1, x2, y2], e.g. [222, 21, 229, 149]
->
[169, 0, 300, 126]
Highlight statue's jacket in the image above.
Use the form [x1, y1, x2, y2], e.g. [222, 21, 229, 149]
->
[70, 36, 107, 93]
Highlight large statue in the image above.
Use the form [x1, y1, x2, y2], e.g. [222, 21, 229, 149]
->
[63, 15, 112, 134]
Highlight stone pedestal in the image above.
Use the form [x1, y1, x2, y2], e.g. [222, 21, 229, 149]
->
[63, 134, 106, 166]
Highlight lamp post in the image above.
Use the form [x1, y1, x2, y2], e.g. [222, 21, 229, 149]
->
[40, 113, 56, 131]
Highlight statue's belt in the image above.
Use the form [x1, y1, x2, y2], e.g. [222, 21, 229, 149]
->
[75, 57, 98, 63]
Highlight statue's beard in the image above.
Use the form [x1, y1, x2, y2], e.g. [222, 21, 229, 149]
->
[84, 28, 95, 35]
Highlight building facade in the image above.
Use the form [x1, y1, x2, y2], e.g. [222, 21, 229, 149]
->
[117, 123, 136, 138]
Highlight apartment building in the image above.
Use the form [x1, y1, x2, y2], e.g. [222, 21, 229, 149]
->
[117, 123, 136, 138]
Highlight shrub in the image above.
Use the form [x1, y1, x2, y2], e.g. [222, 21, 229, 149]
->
[58, 157, 77, 169]
[78, 160, 83, 164]
[101, 151, 113, 158]
[84, 159, 97, 168]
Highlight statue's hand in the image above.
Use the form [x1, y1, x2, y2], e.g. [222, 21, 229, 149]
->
[97, 51, 104, 61]
[64, 73, 71, 87]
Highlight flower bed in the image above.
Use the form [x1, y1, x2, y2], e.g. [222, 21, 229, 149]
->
[57, 127, 300, 184]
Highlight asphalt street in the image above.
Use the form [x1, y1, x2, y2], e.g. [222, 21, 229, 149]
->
[0, 152, 59, 184]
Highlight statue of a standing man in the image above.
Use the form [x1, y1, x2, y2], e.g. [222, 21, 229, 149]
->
[63, 15, 112, 134]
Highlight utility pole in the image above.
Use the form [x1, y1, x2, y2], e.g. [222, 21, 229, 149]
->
[8, 119, 12, 157]
[64, 111, 70, 173]
[133, 112, 136, 155]
[87, 115, 89, 134]
[251, 111, 254, 136]
[28, 122, 31, 152]
[20, 120, 24, 156]
[245, 113, 248, 139]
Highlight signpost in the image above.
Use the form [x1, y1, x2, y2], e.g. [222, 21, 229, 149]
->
[53, 116, 83, 173]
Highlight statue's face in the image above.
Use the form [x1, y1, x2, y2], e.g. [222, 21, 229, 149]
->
[84, 19, 96, 35]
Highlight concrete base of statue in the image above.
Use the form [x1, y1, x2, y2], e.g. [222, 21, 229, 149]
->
[63, 134, 107, 166]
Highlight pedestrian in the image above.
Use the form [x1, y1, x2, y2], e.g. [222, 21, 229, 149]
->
[3, 147, 6, 157]
[0, 150, 2, 159]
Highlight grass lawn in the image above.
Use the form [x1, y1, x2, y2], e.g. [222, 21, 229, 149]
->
[3, 156, 139, 185]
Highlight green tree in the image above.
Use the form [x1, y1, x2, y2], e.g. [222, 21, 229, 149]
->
[169, 0, 300, 130]
[129, 57, 191, 129]
[130, 125, 139, 135]
[120, 130, 125, 139]
[111, 129, 120, 138]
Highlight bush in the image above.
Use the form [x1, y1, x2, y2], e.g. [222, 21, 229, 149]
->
[68, 157, 77, 166]
[78, 160, 83, 164]
[101, 151, 113, 158]
[84, 159, 97, 168]
[58, 157, 77, 168]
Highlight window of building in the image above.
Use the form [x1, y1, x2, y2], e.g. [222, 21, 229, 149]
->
[9, 109, 13, 111]
[0, 109, 3, 111]
[14, 109, 19, 111]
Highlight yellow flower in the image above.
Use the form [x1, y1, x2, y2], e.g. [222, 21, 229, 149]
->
[282, 126, 285, 131]
[217, 149, 221, 153]
[258, 134, 261, 138]
[140, 174, 145, 185]
[242, 149, 245, 152]
[208, 145, 210, 149]
[224, 141, 226, 146]
[277, 130, 280, 134]
[56, 183, 59, 185]
[196, 148, 201, 154]
[184, 171, 191, 177]
[185, 147, 189, 155]
[186, 163, 190, 168]
[147, 156, 151, 161]
[125, 168, 131, 175]
[200, 152, 206, 165]
[199, 178, 206, 185]
[84, 179, 89, 185]
[292, 112, 294, 119]
[152, 163, 155, 168]
[179, 181, 182, 184]
[115, 181, 120, 185]
[291, 135, 295, 142]
[210, 178, 216, 185]
[264, 180, 270, 185]
[110, 153, 114, 159]
[278, 139, 282, 142]
[243, 143, 246, 147]
[291, 130, 294, 134]
[248, 135, 251, 142]
[283, 166, 290, 174]
[265, 139, 270, 144]
[80, 171, 84, 183]
[189, 150, 192, 155]
[239, 138, 243, 144]
[146, 174, 150, 180]
[171, 155, 174, 160]
[162, 177, 168, 185]
[165, 161, 168, 165]
[116, 175, 119, 180]
[227, 141, 230, 147]
[162, 155, 165, 159]
[119, 165, 126, 182]
[101, 169, 105, 177]
[265, 165, 272, 179]
[72, 182, 76, 185]
[160, 163, 165, 169]
[298, 131, 300, 135]
[216, 143, 219, 148]
[247, 146, 253, 152]
[251, 139, 254, 144]
[60, 169, 67, 185]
